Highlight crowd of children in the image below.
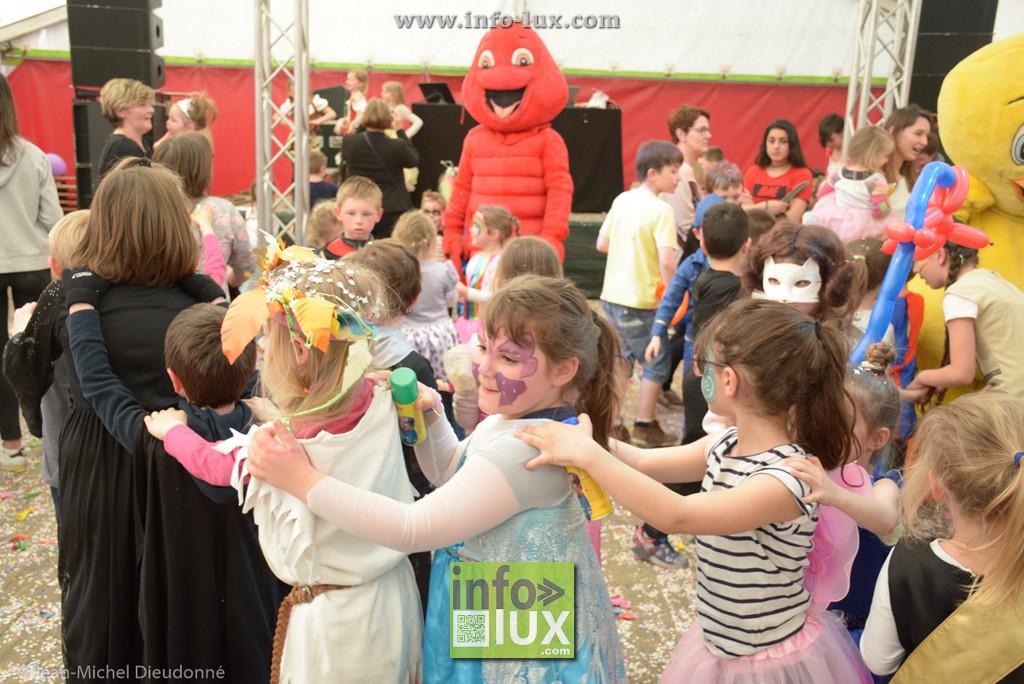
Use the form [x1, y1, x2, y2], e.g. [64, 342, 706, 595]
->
[4, 81, 1024, 684]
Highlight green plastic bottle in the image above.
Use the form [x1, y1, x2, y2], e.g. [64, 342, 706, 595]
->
[390, 367, 426, 446]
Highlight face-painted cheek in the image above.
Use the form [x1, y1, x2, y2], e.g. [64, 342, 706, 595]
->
[471, 362, 480, 385]
[701, 370, 717, 404]
[495, 372, 527, 406]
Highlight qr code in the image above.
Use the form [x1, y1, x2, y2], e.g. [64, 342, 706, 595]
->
[452, 610, 488, 647]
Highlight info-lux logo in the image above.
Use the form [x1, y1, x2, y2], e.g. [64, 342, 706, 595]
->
[450, 562, 575, 659]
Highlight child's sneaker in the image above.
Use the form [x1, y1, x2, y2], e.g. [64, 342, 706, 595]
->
[631, 420, 677, 448]
[631, 525, 688, 569]
[0, 446, 27, 471]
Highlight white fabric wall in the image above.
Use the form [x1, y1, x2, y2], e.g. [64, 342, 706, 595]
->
[5, 0, 1021, 78]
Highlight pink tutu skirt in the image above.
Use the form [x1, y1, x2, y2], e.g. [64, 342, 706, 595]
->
[661, 611, 872, 684]
[811, 192, 889, 244]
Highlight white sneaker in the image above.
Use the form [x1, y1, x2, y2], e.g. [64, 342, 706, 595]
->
[0, 446, 27, 470]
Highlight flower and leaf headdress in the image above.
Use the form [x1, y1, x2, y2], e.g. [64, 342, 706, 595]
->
[221, 235, 378, 420]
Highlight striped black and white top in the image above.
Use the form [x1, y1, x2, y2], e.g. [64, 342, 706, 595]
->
[695, 427, 818, 658]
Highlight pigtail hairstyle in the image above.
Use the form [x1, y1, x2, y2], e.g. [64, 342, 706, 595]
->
[483, 275, 621, 450]
[846, 238, 891, 309]
[694, 299, 853, 469]
[477, 205, 519, 245]
[902, 393, 1024, 612]
[744, 221, 857, 324]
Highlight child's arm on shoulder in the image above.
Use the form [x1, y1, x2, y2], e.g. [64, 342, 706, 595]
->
[245, 420, 529, 553]
[146, 409, 239, 487]
[194, 206, 226, 287]
[521, 416, 802, 534]
[65, 305, 147, 452]
[860, 550, 904, 675]
[785, 456, 899, 537]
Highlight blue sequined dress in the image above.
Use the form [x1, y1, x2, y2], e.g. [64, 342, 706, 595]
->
[422, 407, 627, 683]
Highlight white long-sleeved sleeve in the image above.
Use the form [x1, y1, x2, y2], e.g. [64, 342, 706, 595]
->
[305, 453, 522, 553]
[412, 412, 462, 485]
[860, 550, 904, 675]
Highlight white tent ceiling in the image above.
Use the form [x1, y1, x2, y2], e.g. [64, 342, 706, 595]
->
[4, 0, 1023, 80]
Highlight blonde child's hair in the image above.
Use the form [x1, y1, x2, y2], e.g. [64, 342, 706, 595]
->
[902, 392, 1024, 611]
[49, 210, 91, 270]
[309, 149, 328, 175]
[496, 236, 562, 286]
[420, 190, 446, 210]
[306, 200, 340, 249]
[476, 205, 518, 246]
[336, 175, 383, 210]
[382, 81, 406, 106]
[99, 78, 154, 126]
[847, 125, 894, 171]
[348, 69, 369, 93]
[261, 261, 385, 424]
[174, 92, 218, 131]
[392, 210, 436, 259]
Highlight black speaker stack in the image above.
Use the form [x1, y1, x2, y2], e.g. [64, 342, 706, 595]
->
[68, 0, 166, 208]
[909, 0, 998, 116]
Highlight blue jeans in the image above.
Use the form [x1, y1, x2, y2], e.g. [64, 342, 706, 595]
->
[601, 301, 671, 382]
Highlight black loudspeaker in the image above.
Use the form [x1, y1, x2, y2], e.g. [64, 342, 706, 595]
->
[909, 0, 998, 114]
[67, 0, 165, 88]
[72, 99, 167, 208]
[70, 47, 165, 89]
[67, 6, 163, 51]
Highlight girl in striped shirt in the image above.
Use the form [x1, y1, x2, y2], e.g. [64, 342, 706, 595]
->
[521, 298, 873, 683]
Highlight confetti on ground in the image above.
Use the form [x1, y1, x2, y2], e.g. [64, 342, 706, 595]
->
[14, 507, 34, 522]
[0, 493, 12, 500]
[23, 491, 40, 499]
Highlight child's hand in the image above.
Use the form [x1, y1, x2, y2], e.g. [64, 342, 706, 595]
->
[246, 420, 324, 501]
[192, 206, 215, 236]
[518, 414, 599, 470]
[243, 397, 279, 423]
[644, 336, 662, 364]
[456, 281, 469, 300]
[144, 408, 188, 441]
[63, 268, 114, 308]
[784, 455, 840, 506]
[11, 301, 37, 336]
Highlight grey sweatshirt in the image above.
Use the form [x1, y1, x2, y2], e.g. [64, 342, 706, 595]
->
[0, 137, 63, 273]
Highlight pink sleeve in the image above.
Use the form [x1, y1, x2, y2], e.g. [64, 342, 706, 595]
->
[164, 423, 239, 487]
[202, 232, 226, 287]
[305, 455, 522, 553]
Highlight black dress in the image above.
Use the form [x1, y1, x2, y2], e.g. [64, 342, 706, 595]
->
[341, 130, 419, 238]
[59, 284, 283, 683]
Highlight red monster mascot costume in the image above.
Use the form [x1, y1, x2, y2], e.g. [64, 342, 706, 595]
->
[442, 22, 573, 262]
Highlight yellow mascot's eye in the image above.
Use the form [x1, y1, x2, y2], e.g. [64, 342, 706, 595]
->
[478, 50, 495, 69]
[511, 48, 535, 67]
[1012, 123, 1024, 165]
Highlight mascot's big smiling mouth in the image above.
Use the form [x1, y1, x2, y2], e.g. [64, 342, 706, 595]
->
[486, 87, 526, 119]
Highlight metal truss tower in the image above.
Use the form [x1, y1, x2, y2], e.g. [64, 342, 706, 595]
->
[255, 0, 310, 244]
[843, 0, 922, 147]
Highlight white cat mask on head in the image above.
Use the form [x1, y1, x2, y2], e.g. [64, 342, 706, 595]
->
[752, 257, 822, 304]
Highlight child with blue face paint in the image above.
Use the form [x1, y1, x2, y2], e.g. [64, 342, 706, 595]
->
[244, 275, 628, 683]
[520, 298, 873, 684]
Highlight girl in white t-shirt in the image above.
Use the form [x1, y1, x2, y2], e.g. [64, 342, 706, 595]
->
[521, 298, 872, 684]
